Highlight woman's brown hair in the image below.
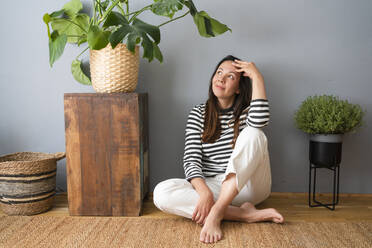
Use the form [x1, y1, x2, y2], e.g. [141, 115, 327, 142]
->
[202, 55, 252, 148]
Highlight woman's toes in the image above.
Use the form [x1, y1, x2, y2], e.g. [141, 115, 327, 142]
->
[200, 232, 206, 242]
[272, 212, 284, 223]
[208, 234, 212, 243]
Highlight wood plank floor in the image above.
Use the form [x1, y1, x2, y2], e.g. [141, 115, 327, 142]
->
[2, 192, 371, 222]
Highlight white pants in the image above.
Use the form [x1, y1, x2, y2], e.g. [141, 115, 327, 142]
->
[153, 126, 272, 219]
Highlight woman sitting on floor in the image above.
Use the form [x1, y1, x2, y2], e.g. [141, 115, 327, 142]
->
[153, 55, 284, 244]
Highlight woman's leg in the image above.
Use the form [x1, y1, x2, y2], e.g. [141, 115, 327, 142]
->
[153, 178, 200, 218]
[199, 126, 284, 243]
[153, 176, 276, 223]
[216, 173, 283, 223]
[152, 176, 273, 222]
[223, 126, 269, 193]
[199, 173, 283, 243]
[153, 176, 226, 219]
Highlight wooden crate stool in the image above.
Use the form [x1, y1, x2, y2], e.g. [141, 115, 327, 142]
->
[64, 93, 149, 216]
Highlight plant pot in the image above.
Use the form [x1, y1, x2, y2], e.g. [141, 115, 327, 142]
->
[309, 134, 343, 168]
[90, 43, 140, 93]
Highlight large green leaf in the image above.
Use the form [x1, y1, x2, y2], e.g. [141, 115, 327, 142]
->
[109, 25, 133, 48]
[63, 0, 83, 18]
[107, 15, 163, 62]
[151, 0, 184, 18]
[71, 59, 91, 85]
[193, 11, 231, 37]
[134, 31, 164, 63]
[87, 25, 110, 50]
[108, 17, 162, 62]
[184, 0, 231, 37]
[153, 43, 163, 63]
[126, 32, 141, 52]
[132, 18, 160, 44]
[140, 32, 154, 62]
[103, 11, 129, 28]
[201, 11, 231, 36]
[49, 31, 67, 67]
[193, 11, 213, 37]
[51, 13, 89, 43]
[109, 17, 160, 46]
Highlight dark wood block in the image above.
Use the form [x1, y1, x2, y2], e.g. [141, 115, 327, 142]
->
[64, 93, 149, 216]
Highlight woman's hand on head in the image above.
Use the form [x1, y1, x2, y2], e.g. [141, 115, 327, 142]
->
[232, 59, 263, 80]
[192, 193, 215, 225]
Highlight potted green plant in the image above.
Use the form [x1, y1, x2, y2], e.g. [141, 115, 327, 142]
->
[294, 95, 365, 167]
[43, 0, 231, 92]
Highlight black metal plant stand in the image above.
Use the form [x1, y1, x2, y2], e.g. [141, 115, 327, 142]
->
[308, 162, 340, 210]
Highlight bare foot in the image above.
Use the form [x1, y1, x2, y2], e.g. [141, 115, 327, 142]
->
[199, 207, 224, 243]
[240, 202, 284, 223]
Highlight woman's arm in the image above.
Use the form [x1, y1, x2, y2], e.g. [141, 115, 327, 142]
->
[233, 59, 270, 127]
[232, 60, 268, 101]
[251, 74, 267, 100]
[183, 105, 214, 224]
[246, 99, 270, 128]
[183, 105, 205, 182]
[190, 178, 213, 197]
[190, 177, 215, 225]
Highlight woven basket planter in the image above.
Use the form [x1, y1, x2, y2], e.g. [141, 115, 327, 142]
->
[90, 43, 140, 93]
[0, 152, 65, 215]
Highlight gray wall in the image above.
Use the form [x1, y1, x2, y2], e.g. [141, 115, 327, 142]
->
[1, 0, 371, 194]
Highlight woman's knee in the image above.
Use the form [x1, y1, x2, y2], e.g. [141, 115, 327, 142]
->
[237, 126, 267, 147]
[232, 184, 271, 206]
[153, 178, 186, 210]
[153, 179, 171, 209]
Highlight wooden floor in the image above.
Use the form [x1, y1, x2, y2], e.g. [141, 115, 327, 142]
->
[2, 192, 372, 222]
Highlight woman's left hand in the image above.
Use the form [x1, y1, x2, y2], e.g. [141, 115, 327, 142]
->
[232, 59, 263, 80]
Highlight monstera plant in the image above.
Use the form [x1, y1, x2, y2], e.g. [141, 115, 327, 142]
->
[43, 0, 231, 86]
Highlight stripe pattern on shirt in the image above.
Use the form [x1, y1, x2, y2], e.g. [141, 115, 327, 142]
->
[183, 99, 270, 182]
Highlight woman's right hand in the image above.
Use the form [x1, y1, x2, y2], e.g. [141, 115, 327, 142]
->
[192, 192, 215, 225]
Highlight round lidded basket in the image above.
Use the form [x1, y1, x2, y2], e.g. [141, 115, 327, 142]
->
[90, 43, 140, 93]
[0, 152, 65, 215]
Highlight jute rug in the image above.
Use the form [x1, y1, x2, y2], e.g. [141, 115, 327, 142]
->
[0, 216, 371, 248]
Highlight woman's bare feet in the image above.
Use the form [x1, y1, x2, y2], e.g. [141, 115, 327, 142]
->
[199, 206, 224, 243]
[198, 202, 284, 244]
[240, 202, 284, 223]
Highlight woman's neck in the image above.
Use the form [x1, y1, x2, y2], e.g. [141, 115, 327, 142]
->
[218, 96, 235, 110]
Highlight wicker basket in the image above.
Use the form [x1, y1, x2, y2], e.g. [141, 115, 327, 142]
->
[90, 43, 140, 93]
[0, 152, 65, 215]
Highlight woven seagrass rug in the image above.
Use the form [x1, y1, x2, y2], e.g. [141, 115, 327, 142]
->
[0, 216, 371, 247]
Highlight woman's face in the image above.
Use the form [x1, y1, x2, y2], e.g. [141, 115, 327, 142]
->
[212, 60, 241, 101]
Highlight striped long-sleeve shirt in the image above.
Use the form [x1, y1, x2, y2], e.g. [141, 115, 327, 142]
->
[183, 99, 270, 182]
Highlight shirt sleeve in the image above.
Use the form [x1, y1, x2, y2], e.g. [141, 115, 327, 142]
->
[183, 105, 205, 182]
[246, 99, 270, 128]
